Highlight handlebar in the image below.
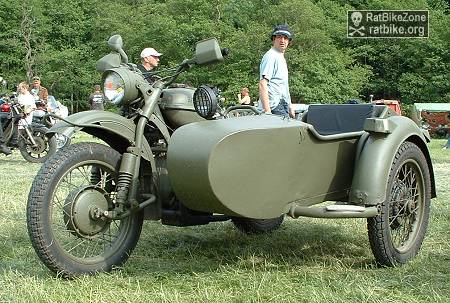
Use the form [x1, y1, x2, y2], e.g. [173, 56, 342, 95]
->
[223, 105, 262, 116]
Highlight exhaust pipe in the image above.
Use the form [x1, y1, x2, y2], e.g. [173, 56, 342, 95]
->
[289, 204, 379, 219]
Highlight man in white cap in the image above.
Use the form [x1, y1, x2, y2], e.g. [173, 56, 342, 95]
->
[137, 47, 162, 83]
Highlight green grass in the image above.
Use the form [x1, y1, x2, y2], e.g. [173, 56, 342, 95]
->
[0, 137, 449, 303]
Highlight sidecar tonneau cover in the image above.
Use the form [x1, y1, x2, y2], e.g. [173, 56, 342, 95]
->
[306, 104, 375, 135]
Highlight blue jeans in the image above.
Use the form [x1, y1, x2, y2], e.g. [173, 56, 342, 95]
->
[271, 100, 289, 116]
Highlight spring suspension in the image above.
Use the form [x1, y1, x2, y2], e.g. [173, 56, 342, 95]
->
[115, 152, 138, 205]
[116, 172, 133, 203]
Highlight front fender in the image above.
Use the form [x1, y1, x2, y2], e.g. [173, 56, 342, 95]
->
[349, 115, 436, 205]
[48, 110, 155, 163]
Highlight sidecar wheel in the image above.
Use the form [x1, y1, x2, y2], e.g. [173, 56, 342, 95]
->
[232, 216, 284, 235]
[27, 142, 144, 278]
[19, 126, 57, 163]
[367, 142, 431, 267]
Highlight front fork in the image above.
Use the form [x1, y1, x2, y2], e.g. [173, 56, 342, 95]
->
[11, 106, 38, 146]
[111, 82, 163, 218]
[23, 126, 38, 146]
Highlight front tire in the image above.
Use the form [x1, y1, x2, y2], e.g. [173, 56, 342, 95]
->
[19, 126, 57, 163]
[367, 141, 431, 267]
[232, 216, 284, 235]
[27, 142, 144, 278]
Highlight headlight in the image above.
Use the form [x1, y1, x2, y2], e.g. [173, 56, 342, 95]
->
[104, 72, 125, 105]
[102, 68, 140, 106]
[193, 85, 218, 119]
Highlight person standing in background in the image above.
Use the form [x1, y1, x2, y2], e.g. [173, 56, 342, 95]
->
[89, 84, 106, 111]
[258, 24, 295, 118]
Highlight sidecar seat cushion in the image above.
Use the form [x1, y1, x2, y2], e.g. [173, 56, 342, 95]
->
[306, 104, 374, 135]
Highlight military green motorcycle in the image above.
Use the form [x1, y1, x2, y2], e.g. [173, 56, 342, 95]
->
[27, 35, 435, 278]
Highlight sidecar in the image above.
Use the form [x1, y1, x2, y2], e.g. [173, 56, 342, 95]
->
[168, 102, 436, 267]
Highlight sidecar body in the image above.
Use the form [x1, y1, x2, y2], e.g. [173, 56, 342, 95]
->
[168, 104, 436, 219]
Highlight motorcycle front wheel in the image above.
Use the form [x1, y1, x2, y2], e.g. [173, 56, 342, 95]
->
[27, 142, 143, 278]
[19, 125, 57, 163]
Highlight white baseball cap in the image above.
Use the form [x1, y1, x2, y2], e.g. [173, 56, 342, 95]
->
[140, 48, 162, 58]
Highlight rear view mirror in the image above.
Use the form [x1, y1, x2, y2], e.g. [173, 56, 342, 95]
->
[96, 53, 122, 72]
[108, 35, 123, 52]
[105, 34, 128, 65]
[195, 38, 224, 65]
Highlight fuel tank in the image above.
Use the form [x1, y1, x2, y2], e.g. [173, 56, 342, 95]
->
[167, 115, 359, 219]
[160, 87, 205, 128]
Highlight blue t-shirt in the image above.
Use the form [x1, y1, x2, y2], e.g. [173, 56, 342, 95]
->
[258, 47, 291, 109]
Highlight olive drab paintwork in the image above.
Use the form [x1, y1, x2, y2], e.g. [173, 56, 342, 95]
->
[159, 88, 205, 127]
[193, 38, 225, 65]
[349, 115, 436, 205]
[167, 111, 436, 219]
[168, 115, 358, 218]
[27, 34, 436, 278]
[47, 110, 156, 162]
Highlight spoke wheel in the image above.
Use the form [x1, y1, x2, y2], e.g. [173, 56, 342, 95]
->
[27, 142, 143, 278]
[367, 142, 431, 266]
[19, 126, 57, 163]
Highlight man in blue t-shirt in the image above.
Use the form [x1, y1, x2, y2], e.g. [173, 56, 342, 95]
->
[258, 24, 295, 118]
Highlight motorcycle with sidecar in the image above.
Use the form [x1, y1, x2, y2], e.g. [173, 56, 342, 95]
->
[27, 35, 436, 278]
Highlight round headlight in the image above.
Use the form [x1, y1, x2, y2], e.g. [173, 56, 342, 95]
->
[103, 68, 140, 106]
[193, 85, 218, 119]
[104, 72, 125, 105]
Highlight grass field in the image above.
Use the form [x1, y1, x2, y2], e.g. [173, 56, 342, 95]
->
[0, 137, 448, 303]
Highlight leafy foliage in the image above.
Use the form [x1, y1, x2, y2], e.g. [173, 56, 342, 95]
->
[0, 0, 449, 110]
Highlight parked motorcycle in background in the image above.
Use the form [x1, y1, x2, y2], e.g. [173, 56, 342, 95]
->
[33, 95, 70, 149]
[0, 93, 57, 162]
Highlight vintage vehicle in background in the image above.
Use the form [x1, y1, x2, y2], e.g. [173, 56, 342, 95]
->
[411, 103, 450, 138]
[371, 97, 402, 115]
[33, 95, 71, 149]
[0, 94, 57, 162]
[27, 35, 436, 278]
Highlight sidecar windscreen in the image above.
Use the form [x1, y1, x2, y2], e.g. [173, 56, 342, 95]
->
[306, 104, 374, 135]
